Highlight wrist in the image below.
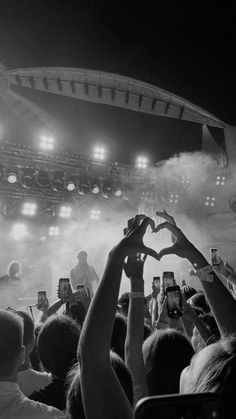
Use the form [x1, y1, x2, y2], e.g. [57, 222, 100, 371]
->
[187, 248, 208, 269]
[130, 278, 144, 292]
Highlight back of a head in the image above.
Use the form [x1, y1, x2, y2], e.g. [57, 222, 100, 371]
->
[38, 315, 80, 379]
[17, 310, 35, 348]
[66, 351, 133, 419]
[143, 329, 194, 396]
[111, 313, 127, 360]
[181, 285, 197, 301]
[77, 251, 87, 261]
[191, 336, 236, 419]
[188, 291, 210, 313]
[7, 260, 20, 277]
[0, 309, 23, 378]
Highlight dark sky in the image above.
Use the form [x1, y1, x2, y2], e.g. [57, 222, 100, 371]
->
[0, 1, 235, 164]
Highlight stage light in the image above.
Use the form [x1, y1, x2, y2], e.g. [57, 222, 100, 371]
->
[0, 164, 5, 180]
[136, 156, 148, 169]
[78, 178, 89, 195]
[113, 187, 122, 197]
[169, 193, 179, 204]
[36, 170, 51, 187]
[12, 223, 28, 240]
[7, 172, 17, 184]
[205, 196, 215, 207]
[216, 175, 226, 186]
[40, 135, 54, 150]
[22, 202, 37, 216]
[90, 180, 100, 194]
[52, 171, 64, 192]
[59, 205, 72, 218]
[181, 175, 190, 184]
[49, 226, 60, 236]
[101, 181, 112, 199]
[93, 146, 105, 161]
[65, 180, 76, 192]
[22, 168, 35, 188]
[90, 209, 100, 220]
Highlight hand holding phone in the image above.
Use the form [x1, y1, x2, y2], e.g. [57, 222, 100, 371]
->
[210, 248, 220, 266]
[58, 278, 70, 302]
[162, 272, 175, 293]
[166, 285, 183, 318]
[37, 291, 49, 311]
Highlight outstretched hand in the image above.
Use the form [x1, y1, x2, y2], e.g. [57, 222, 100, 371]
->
[154, 211, 196, 260]
[118, 214, 159, 261]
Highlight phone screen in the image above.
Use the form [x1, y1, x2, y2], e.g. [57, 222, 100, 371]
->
[162, 272, 175, 290]
[37, 291, 47, 310]
[59, 278, 69, 300]
[166, 286, 182, 318]
[153, 277, 160, 289]
[134, 393, 222, 419]
[210, 248, 220, 265]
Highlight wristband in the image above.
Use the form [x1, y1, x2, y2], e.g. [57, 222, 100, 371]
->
[129, 292, 145, 300]
[195, 265, 214, 282]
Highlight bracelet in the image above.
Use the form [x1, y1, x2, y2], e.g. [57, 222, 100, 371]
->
[129, 292, 145, 300]
[195, 265, 214, 282]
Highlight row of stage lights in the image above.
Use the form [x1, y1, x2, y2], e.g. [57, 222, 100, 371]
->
[2, 200, 102, 220]
[0, 165, 126, 199]
[39, 136, 149, 167]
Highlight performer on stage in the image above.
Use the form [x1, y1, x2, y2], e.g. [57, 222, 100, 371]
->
[0, 260, 23, 308]
[70, 251, 99, 296]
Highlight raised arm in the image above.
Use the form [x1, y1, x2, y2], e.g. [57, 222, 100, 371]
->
[155, 212, 236, 337]
[78, 216, 159, 419]
[124, 255, 149, 404]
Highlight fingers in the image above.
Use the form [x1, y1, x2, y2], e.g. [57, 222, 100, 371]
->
[139, 216, 156, 233]
[141, 245, 160, 261]
[156, 210, 177, 226]
[154, 221, 179, 236]
[158, 245, 176, 259]
[142, 254, 148, 262]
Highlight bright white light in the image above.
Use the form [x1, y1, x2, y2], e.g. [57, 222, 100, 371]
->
[90, 209, 101, 220]
[7, 173, 17, 184]
[205, 196, 215, 207]
[40, 135, 55, 151]
[91, 185, 100, 194]
[114, 188, 122, 197]
[169, 193, 179, 204]
[216, 175, 226, 186]
[93, 146, 105, 161]
[136, 156, 148, 169]
[49, 226, 60, 236]
[59, 205, 72, 218]
[22, 202, 37, 216]
[66, 182, 76, 192]
[12, 223, 28, 240]
[181, 175, 190, 184]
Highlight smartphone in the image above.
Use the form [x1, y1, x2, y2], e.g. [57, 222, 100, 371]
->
[152, 276, 160, 289]
[162, 271, 175, 291]
[37, 291, 48, 310]
[166, 285, 182, 318]
[134, 393, 223, 419]
[58, 278, 70, 301]
[210, 248, 220, 266]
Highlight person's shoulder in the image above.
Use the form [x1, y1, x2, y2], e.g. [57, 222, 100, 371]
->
[19, 393, 66, 418]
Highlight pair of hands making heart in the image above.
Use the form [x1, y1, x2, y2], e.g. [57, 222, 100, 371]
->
[120, 211, 197, 263]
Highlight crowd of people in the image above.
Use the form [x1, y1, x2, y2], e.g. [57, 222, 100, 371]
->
[1, 210, 236, 418]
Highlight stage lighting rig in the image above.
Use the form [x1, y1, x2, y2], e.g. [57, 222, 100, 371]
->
[65, 179, 76, 192]
[136, 156, 148, 169]
[22, 168, 35, 188]
[0, 164, 5, 180]
[93, 146, 105, 161]
[36, 170, 51, 188]
[52, 171, 64, 192]
[113, 186, 122, 197]
[216, 175, 226, 186]
[101, 181, 112, 199]
[40, 135, 55, 151]
[7, 171, 18, 184]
